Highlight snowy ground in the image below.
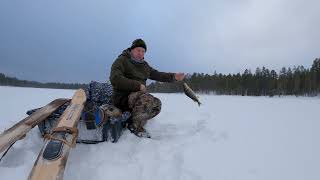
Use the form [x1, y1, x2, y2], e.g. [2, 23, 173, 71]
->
[0, 86, 319, 180]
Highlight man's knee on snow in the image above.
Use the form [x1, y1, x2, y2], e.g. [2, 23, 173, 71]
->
[130, 93, 162, 121]
[128, 91, 145, 109]
[151, 97, 161, 118]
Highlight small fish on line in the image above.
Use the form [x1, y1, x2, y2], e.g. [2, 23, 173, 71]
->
[183, 83, 201, 106]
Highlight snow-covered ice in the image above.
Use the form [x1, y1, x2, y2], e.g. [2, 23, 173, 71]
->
[0, 86, 319, 180]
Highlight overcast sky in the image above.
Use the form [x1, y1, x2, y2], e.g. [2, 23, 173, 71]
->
[0, 0, 319, 83]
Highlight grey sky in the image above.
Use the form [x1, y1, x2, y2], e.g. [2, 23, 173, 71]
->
[0, 0, 319, 83]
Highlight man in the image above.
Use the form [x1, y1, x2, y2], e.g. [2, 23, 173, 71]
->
[109, 39, 185, 138]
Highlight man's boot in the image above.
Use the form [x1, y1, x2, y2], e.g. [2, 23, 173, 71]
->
[127, 122, 151, 138]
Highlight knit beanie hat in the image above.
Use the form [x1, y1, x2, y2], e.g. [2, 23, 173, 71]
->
[130, 39, 147, 51]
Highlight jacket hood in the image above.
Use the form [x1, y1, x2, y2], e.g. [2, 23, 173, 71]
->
[118, 48, 131, 59]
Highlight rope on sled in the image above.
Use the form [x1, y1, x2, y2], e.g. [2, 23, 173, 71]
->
[44, 127, 79, 148]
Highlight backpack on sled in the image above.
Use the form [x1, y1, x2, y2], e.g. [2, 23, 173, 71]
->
[26, 81, 131, 143]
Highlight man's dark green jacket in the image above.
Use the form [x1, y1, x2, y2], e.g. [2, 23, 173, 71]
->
[110, 49, 175, 97]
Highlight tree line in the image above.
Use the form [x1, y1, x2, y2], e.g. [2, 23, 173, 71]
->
[148, 58, 320, 96]
[1, 58, 319, 96]
[0, 73, 86, 89]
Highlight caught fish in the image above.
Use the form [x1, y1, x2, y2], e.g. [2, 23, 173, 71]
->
[183, 83, 201, 106]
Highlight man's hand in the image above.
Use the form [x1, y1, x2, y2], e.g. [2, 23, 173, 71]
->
[174, 73, 185, 81]
[140, 84, 147, 92]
